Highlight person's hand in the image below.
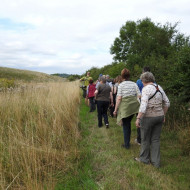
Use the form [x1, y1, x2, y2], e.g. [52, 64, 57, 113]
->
[111, 102, 114, 107]
[163, 115, 165, 123]
[113, 110, 117, 117]
[135, 118, 141, 128]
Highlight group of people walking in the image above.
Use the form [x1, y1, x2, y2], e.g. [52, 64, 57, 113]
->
[80, 67, 170, 168]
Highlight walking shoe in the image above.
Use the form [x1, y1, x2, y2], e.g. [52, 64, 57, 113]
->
[134, 157, 150, 165]
[121, 144, 130, 149]
[134, 139, 141, 145]
[134, 157, 141, 162]
[106, 124, 109, 129]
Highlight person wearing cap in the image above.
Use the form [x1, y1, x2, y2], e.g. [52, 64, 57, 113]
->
[80, 72, 93, 104]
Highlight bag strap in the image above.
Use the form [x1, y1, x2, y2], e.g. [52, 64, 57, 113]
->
[148, 84, 163, 100]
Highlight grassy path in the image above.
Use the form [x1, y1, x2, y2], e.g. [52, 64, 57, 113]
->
[57, 100, 190, 190]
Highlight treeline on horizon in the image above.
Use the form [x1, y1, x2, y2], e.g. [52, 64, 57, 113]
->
[51, 73, 81, 81]
[84, 18, 190, 154]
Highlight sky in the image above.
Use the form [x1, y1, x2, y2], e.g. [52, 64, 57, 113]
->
[0, 0, 189, 75]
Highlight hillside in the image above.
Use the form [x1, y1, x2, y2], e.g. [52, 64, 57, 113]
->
[0, 67, 63, 82]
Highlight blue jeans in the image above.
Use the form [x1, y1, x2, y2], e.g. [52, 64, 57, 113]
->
[122, 115, 134, 148]
[97, 100, 109, 127]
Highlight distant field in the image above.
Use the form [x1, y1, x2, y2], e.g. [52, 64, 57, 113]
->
[0, 67, 63, 82]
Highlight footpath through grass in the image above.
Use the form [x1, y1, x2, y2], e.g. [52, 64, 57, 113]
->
[56, 99, 190, 190]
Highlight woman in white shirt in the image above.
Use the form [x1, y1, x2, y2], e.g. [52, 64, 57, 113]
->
[135, 72, 170, 168]
[114, 69, 141, 149]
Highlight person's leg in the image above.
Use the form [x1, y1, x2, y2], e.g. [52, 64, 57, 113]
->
[89, 97, 93, 112]
[139, 117, 153, 164]
[150, 116, 164, 168]
[122, 115, 134, 148]
[96, 101, 103, 127]
[102, 101, 109, 125]
[92, 97, 96, 111]
[137, 128, 141, 144]
[82, 89, 86, 98]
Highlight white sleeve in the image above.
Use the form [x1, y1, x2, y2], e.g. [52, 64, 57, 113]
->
[159, 85, 170, 107]
[139, 87, 149, 113]
[117, 84, 122, 97]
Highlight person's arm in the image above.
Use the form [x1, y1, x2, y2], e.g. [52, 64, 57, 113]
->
[163, 106, 169, 123]
[110, 91, 114, 107]
[86, 85, 89, 97]
[113, 83, 122, 115]
[114, 86, 117, 95]
[135, 112, 144, 128]
[113, 96, 122, 116]
[80, 77, 85, 81]
[94, 89, 98, 99]
[135, 87, 149, 127]
[160, 85, 170, 122]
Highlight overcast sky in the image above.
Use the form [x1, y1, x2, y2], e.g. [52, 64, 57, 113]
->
[0, 0, 189, 74]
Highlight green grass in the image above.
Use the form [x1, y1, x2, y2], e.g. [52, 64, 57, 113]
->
[55, 99, 99, 190]
[56, 98, 190, 190]
[0, 66, 62, 82]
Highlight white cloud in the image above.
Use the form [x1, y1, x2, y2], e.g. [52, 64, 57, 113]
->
[0, 0, 189, 74]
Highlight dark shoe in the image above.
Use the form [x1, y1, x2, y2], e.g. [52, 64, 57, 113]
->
[121, 144, 130, 149]
[98, 124, 103, 128]
[106, 124, 109, 129]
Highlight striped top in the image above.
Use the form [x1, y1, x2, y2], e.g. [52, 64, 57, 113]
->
[117, 81, 141, 98]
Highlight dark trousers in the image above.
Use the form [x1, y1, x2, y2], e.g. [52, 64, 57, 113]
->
[137, 128, 141, 143]
[89, 97, 96, 112]
[82, 88, 86, 98]
[122, 114, 134, 148]
[97, 100, 109, 127]
[109, 94, 116, 117]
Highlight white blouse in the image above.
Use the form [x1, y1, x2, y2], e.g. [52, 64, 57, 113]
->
[139, 84, 170, 117]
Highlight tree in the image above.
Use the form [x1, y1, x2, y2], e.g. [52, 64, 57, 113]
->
[110, 18, 177, 80]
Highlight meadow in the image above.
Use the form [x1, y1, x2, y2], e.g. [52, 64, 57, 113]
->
[0, 81, 80, 189]
[0, 66, 189, 189]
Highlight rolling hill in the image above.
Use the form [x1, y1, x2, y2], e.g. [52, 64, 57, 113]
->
[0, 67, 63, 82]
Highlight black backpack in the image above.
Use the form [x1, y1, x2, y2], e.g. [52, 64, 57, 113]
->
[148, 84, 163, 100]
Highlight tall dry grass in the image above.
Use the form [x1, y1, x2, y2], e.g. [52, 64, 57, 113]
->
[0, 81, 80, 189]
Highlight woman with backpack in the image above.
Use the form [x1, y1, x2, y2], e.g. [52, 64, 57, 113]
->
[87, 79, 96, 112]
[135, 72, 170, 168]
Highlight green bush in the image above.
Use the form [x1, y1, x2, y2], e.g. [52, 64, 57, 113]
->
[0, 78, 15, 88]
